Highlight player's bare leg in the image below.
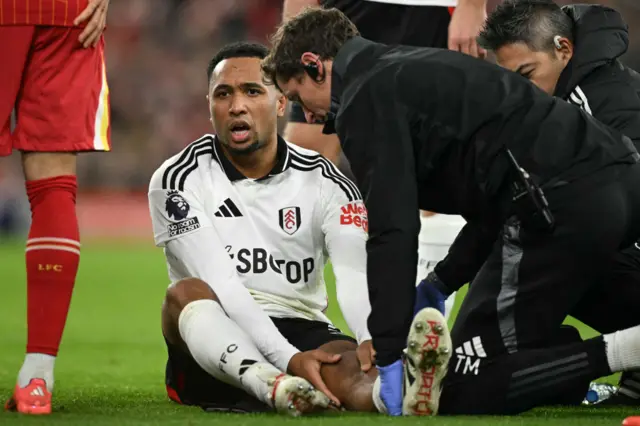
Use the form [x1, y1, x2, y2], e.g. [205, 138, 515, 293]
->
[316, 340, 379, 412]
[162, 278, 331, 416]
[5, 152, 79, 415]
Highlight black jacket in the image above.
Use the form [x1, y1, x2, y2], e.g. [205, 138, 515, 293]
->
[326, 36, 638, 365]
[556, 4, 640, 146]
[321, 0, 450, 47]
[434, 4, 640, 308]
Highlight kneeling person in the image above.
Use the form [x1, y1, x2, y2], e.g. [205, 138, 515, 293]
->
[148, 42, 450, 416]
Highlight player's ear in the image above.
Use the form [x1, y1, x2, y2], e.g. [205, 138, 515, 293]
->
[206, 94, 214, 125]
[276, 93, 287, 117]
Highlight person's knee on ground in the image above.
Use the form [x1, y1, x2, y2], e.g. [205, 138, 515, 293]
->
[316, 340, 378, 412]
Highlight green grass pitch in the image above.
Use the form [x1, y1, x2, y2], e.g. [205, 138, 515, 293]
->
[0, 240, 634, 425]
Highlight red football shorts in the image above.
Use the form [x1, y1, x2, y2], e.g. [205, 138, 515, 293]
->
[0, 26, 111, 157]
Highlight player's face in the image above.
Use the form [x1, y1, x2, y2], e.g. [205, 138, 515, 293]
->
[278, 73, 331, 124]
[495, 41, 572, 95]
[208, 57, 286, 155]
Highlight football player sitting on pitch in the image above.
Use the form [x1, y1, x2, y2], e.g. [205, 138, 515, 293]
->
[478, 0, 640, 406]
[147, 42, 451, 416]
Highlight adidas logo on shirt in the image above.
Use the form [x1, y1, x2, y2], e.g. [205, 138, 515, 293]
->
[214, 198, 242, 218]
[454, 336, 486, 376]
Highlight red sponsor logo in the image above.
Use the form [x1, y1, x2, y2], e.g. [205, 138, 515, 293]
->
[339, 202, 368, 232]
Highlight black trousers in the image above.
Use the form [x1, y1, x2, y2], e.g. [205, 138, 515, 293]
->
[440, 162, 640, 415]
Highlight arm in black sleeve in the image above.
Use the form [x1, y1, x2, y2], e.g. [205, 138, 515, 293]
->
[433, 216, 503, 292]
[337, 81, 420, 367]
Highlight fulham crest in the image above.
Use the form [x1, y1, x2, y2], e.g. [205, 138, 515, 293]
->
[279, 207, 301, 235]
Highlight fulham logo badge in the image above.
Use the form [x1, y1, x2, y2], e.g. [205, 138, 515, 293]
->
[279, 207, 301, 235]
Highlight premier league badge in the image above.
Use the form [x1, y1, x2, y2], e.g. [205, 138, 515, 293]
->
[165, 190, 190, 220]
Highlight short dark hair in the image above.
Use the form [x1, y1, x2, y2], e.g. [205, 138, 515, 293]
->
[478, 0, 574, 52]
[207, 42, 269, 84]
[262, 7, 359, 87]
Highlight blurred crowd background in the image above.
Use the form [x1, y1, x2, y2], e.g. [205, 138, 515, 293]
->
[0, 0, 639, 237]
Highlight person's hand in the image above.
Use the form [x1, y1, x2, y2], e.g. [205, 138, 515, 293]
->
[378, 359, 403, 416]
[287, 350, 342, 407]
[448, 1, 487, 59]
[74, 0, 110, 48]
[414, 271, 452, 317]
[356, 340, 376, 372]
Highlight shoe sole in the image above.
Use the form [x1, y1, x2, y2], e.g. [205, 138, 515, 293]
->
[402, 307, 452, 416]
[5, 397, 51, 415]
[272, 375, 331, 417]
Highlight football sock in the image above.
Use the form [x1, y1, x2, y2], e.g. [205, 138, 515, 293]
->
[17, 354, 56, 392]
[21, 175, 80, 391]
[178, 299, 281, 406]
[603, 325, 640, 372]
[371, 376, 387, 413]
[417, 214, 463, 320]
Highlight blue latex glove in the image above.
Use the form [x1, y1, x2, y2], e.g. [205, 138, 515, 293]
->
[378, 359, 403, 416]
[414, 271, 451, 317]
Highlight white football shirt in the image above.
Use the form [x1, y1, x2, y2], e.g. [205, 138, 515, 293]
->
[148, 134, 371, 371]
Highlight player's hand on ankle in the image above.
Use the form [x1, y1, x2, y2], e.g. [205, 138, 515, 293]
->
[287, 350, 342, 407]
[357, 340, 376, 372]
[414, 271, 451, 316]
[378, 359, 403, 416]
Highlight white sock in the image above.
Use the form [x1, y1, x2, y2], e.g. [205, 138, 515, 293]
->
[371, 376, 387, 413]
[602, 325, 640, 372]
[178, 299, 282, 406]
[417, 214, 465, 321]
[18, 353, 56, 392]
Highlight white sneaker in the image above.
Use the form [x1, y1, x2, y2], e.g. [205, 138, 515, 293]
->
[268, 373, 331, 416]
[402, 307, 452, 416]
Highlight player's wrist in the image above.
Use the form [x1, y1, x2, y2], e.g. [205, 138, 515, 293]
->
[373, 337, 405, 367]
[426, 271, 453, 297]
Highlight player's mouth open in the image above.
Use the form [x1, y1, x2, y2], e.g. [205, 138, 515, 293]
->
[229, 122, 251, 143]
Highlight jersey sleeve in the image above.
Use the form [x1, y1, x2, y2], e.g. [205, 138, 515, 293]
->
[148, 169, 213, 247]
[320, 172, 372, 344]
[147, 168, 300, 371]
[337, 78, 421, 366]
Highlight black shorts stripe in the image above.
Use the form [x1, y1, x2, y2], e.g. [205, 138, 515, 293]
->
[289, 151, 362, 202]
[162, 135, 214, 190]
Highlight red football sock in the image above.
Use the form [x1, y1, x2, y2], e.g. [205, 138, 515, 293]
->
[25, 175, 80, 356]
